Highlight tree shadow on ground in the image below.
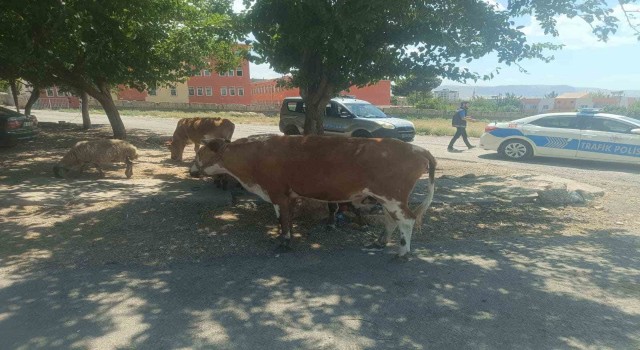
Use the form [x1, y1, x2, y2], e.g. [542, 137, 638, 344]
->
[2, 182, 639, 349]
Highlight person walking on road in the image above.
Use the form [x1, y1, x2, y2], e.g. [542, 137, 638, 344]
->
[448, 101, 476, 152]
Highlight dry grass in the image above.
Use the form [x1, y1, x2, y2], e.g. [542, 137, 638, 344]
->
[412, 118, 487, 137]
[59, 108, 487, 136]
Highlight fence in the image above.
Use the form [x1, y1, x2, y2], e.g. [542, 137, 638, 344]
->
[87, 99, 281, 115]
[33, 98, 71, 110]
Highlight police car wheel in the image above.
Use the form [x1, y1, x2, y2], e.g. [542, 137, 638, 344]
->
[500, 140, 532, 160]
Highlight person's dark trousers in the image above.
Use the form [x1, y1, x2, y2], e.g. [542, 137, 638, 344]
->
[448, 127, 472, 149]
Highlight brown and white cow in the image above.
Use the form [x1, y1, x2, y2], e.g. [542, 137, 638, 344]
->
[190, 135, 436, 258]
[166, 117, 235, 161]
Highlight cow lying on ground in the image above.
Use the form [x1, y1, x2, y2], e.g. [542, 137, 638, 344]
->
[166, 117, 235, 162]
[190, 135, 436, 258]
[54, 139, 138, 179]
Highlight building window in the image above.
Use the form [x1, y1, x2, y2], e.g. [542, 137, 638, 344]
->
[205, 87, 212, 96]
[236, 67, 243, 77]
[228, 69, 234, 77]
[148, 87, 157, 96]
[197, 87, 203, 96]
[188, 87, 195, 96]
[195, 70, 202, 76]
[46, 88, 54, 97]
[203, 69, 211, 76]
[238, 87, 244, 96]
[220, 87, 227, 96]
[219, 71, 226, 77]
[229, 87, 236, 96]
[170, 87, 177, 96]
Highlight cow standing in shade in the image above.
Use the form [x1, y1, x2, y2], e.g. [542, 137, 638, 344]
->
[166, 117, 235, 162]
[190, 135, 436, 258]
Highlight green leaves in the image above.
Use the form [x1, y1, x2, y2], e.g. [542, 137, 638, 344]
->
[245, 0, 628, 90]
[0, 0, 240, 92]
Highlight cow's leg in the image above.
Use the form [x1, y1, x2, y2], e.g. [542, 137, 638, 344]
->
[326, 203, 339, 229]
[93, 163, 105, 178]
[125, 156, 134, 178]
[194, 143, 200, 154]
[221, 175, 228, 190]
[273, 199, 293, 251]
[394, 204, 416, 258]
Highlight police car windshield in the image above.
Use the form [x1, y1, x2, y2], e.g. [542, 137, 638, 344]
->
[344, 103, 387, 118]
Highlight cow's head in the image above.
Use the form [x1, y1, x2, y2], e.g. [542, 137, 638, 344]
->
[165, 139, 183, 161]
[190, 138, 229, 178]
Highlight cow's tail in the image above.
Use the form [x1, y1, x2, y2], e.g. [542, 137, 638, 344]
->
[412, 150, 437, 233]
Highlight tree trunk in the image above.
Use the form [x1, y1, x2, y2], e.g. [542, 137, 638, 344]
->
[80, 91, 91, 130]
[9, 79, 20, 113]
[24, 85, 40, 116]
[89, 82, 126, 139]
[300, 77, 333, 136]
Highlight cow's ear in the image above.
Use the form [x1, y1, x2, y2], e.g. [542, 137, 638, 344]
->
[205, 138, 228, 153]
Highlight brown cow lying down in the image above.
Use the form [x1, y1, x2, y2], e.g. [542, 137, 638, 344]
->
[166, 117, 235, 161]
[190, 135, 436, 258]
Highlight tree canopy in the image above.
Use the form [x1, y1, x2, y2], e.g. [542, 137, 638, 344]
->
[243, 0, 634, 134]
[0, 0, 241, 139]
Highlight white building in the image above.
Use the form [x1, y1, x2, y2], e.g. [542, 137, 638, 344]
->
[433, 89, 459, 101]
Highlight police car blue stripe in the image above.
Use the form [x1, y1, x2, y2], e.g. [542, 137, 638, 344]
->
[489, 128, 640, 157]
[489, 129, 524, 137]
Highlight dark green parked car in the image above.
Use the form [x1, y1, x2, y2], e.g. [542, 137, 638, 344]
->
[0, 106, 38, 147]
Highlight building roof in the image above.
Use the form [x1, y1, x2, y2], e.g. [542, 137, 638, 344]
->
[556, 92, 590, 99]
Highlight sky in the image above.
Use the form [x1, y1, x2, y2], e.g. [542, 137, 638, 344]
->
[233, 1, 640, 91]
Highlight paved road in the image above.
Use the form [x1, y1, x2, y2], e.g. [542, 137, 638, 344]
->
[4, 109, 637, 349]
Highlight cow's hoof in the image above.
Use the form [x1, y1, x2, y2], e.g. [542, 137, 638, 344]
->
[362, 241, 386, 251]
[368, 241, 386, 249]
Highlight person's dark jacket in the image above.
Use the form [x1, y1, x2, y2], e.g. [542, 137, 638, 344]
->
[452, 108, 468, 127]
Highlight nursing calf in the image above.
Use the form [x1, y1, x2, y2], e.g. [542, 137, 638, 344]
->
[190, 135, 436, 258]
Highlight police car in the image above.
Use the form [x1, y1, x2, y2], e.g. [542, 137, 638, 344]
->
[479, 109, 640, 164]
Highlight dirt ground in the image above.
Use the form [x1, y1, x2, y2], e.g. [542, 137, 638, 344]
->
[0, 123, 618, 271]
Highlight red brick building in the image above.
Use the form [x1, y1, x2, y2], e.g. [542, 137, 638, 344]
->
[38, 86, 80, 108]
[251, 78, 392, 106]
[186, 59, 251, 104]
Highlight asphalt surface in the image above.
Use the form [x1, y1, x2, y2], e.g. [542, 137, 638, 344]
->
[2, 109, 639, 349]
